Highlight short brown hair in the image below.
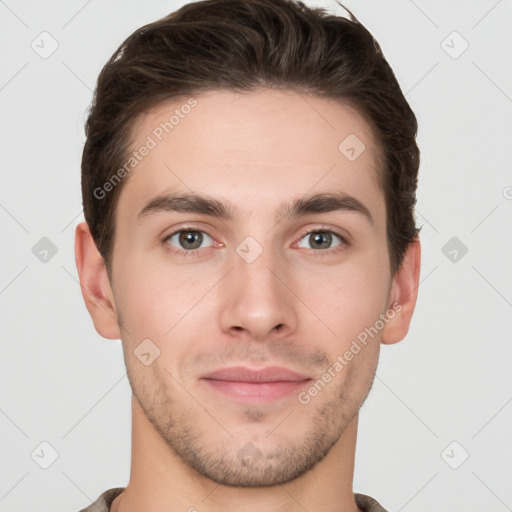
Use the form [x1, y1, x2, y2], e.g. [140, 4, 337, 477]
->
[81, 0, 421, 279]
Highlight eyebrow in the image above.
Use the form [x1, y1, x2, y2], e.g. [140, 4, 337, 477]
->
[137, 191, 374, 226]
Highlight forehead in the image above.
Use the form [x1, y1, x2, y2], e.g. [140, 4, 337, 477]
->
[116, 88, 385, 228]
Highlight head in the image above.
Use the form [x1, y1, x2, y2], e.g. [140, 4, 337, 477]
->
[76, 0, 421, 488]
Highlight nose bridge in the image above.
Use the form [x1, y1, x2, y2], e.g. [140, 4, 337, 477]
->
[219, 234, 298, 339]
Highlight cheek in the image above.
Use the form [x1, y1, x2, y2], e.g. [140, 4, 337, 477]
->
[115, 255, 219, 344]
[113, 259, 172, 339]
[300, 260, 388, 335]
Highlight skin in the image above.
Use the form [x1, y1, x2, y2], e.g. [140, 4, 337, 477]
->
[75, 88, 421, 512]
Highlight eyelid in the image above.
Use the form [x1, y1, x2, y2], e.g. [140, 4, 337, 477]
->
[296, 224, 349, 242]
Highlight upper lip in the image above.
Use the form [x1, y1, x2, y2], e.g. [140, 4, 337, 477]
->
[201, 366, 311, 383]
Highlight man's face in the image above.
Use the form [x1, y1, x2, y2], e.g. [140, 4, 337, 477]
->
[110, 89, 393, 486]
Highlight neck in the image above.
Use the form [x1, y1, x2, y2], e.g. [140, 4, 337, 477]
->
[111, 394, 362, 512]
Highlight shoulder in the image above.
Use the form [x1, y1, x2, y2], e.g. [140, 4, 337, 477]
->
[354, 492, 391, 512]
[78, 487, 125, 512]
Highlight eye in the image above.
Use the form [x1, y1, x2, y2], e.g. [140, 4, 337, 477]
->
[164, 229, 215, 252]
[296, 229, 346, 251]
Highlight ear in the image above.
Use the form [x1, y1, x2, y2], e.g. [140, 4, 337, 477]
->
[74, 221, 121, 340]
[381, 237, 421, 345]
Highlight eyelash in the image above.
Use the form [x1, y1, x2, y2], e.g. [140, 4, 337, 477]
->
[162, 225, 349, 258]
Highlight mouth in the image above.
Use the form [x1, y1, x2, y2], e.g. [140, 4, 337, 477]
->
[200, 366, 312, 403]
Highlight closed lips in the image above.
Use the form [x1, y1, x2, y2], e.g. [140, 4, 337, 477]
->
[201, 366, 311, 383]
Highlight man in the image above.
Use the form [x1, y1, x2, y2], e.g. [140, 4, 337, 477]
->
[74, 0, 421, 510]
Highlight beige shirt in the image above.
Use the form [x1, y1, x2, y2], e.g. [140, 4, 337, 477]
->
[79, 487, 390, 511]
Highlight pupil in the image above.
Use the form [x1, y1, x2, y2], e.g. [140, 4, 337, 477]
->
[180, 231, 202, 249]
[311, 232, 331, 249]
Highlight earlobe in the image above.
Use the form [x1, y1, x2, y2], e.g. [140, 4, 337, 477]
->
[381, 237, 421, 345]
[74, 221, 121, 340]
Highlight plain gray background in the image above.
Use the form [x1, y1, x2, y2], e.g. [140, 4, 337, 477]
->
[1, 1, 511, 511]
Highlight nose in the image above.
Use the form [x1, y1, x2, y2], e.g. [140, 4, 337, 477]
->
[218, 242, 299, 342]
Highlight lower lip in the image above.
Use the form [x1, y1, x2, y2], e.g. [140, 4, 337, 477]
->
[201, 379, 311, 402]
